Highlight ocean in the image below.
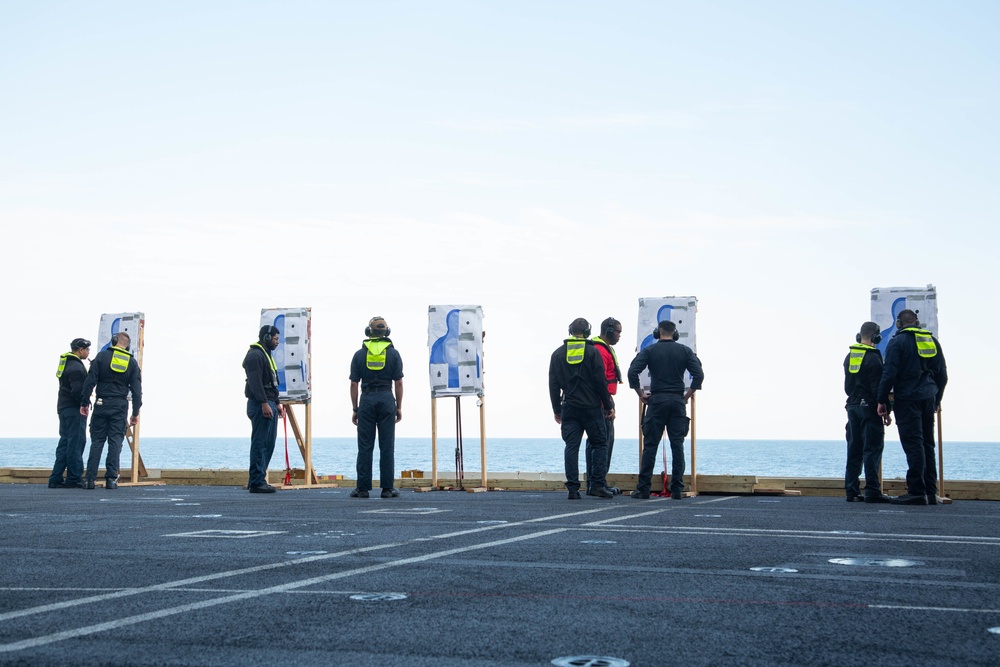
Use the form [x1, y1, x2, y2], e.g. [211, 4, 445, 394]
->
[3, 437, 999, 481]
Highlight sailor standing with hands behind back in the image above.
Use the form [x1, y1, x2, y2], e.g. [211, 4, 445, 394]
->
[627, 320, 703, 500]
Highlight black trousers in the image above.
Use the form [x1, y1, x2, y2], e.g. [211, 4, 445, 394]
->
[87, 399, 128, 482]
[637, 394, 690, 495]
[561, 404, 607, 493]
[844, 403, 885, 497]
[893, 398, 938, 497]
[356, 392, 397, 492]
[585, 416, 614, 491]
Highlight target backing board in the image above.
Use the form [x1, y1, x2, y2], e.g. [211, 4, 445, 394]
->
[97, 312, 144, 365]
[428, 305, 484, 397]
[870, 285, 938, 356]
[635, 296, 698, 392]
[260, 307, 311, 401]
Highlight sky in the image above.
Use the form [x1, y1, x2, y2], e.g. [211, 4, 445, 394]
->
[2, 1, 998, 443]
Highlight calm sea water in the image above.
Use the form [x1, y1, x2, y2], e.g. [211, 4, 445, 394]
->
[3, 437, 999, 481]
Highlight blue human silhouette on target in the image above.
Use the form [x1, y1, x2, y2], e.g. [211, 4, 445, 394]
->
[430, 308, 480, 389]
[640, 305, 674, 351]
[100, 317, 122, 352]
[876, 297, 908, 356]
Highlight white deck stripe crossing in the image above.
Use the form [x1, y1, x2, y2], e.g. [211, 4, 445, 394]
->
[0, 503, 618, 624]
[0, 527, 567, 652]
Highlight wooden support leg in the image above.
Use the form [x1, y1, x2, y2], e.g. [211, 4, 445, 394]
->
[124, 423, 147, 482]
[479, 396, 487, 490]
[689, 393, 697, 497]
[285, 405, 318, 486]
[431, 397, 438, 489]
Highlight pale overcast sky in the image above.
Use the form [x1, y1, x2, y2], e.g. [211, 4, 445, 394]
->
[3, 2, 997, 443]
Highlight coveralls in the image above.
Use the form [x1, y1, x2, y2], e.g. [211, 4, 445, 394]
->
[81, 346, 142, 485]
[877, 328, 948, 498]
[548, 338, 614, 494]
[844, 343, 886, 499]
[350, 338, 404, 492]
[244, 342, 281, 489]
[627, 339, 704, 496]
[51, 352, 89, 487]
[586, 336, 621, 492]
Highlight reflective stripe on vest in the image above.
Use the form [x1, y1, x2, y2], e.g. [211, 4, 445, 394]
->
[847, 344, 873, 374]
[902, 328, 938, 358]
[249, 343, 278, 388]
[56, 352, 74, 378]
[110, 347, 132, 373]
[364, 339, 391, 370]
[565, 338, 585, 365]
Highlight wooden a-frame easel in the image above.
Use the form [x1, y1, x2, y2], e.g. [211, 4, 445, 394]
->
[428, 394, 488, 491]
[268, 399, 327, 488]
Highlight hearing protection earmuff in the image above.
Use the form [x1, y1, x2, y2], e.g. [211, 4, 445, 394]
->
[856, 324, 882, 345]
[366, 317, 390, 337]
[652, 327, 680, 341]
[110, 333, 118, 347]
[896, 312, 921, 330]
[568, 320, 592, 338]
[258, 325, 280, 346]
[603, 319, 617, 337]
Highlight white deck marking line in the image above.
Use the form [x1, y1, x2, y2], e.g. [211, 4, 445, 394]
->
[0, 527, 566, 653]
[582, 509, 671, 526]
[426, 505, 622, 540]
[0, 503, 626, 623]
[565, 526, 1000, 546]
[869, 604, 1000, 613]
[588, 524, 1000, 542]
[0, 542, 405, 623]
[578, 497, 736, 525]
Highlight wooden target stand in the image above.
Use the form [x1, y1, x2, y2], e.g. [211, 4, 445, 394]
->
[638, 394, 698, 497]
[266, 399, 328, 489]
[424, 394, 488, 492]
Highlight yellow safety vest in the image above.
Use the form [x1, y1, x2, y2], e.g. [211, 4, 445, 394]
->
[901, 327, 937, 358]
[592, 336, 619, 366]
[847, 344, 874, 374]
[56, 352, 75, 378]
[364, 339, 391, 371]
[109, 346, 132, 374]
[249, 343, 278, 385]
[565, 338, 586, 365]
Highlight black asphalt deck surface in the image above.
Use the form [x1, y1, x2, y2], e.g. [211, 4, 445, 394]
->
[1, 484, 999, 667]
